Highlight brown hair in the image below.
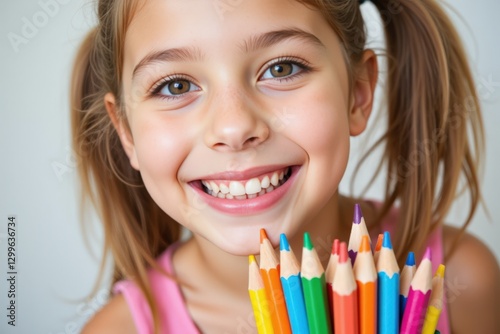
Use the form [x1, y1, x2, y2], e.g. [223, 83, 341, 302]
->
[71, 0, 483, 331]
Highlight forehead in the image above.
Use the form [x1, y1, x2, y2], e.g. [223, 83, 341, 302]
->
[121, 0, 334, 75]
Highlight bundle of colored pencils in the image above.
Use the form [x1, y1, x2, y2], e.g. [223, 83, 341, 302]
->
[248, 204, 445, 334]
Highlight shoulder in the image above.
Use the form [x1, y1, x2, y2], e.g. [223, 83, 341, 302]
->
[442, 225, 500, 333]
[81, 294, 136, 334]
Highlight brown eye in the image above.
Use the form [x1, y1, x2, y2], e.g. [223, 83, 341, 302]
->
[270, 63, 293, 78]
[167, 80, 191, 95]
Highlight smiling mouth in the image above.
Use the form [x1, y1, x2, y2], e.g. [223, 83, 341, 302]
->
[200, 167, 292, 200]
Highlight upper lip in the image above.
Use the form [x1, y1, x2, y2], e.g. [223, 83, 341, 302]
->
[194, 164, 292, 182]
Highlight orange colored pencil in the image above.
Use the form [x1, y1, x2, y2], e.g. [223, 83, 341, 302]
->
[260, 229, 291, 334]
[333, 242, 359, 334]
[373, 233, 383, 264]
[353, 235, 377, 334]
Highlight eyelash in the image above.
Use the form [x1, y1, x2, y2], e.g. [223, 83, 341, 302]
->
[149, 74, 196, 101]
[260, 56, 313, 81]
[148, 56, 313, 100]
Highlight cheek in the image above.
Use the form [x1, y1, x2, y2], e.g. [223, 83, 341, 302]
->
[130, 117, 191, 208]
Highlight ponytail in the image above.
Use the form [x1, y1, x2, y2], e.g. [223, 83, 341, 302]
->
[70, 8, 181, 333]
[365, 0, 484, 261]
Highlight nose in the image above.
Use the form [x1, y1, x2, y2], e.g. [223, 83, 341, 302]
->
[204, 89, 269, 151]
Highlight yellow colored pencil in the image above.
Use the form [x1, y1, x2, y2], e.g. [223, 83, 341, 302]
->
[249, 255, 275, 334]
[422, 264, 445, 334]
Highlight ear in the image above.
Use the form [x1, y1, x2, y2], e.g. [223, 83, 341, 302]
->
[349, 49, 378, 136]
[104, 93, 140, 170]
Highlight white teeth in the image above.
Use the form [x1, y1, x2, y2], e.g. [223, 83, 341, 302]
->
[229, 181, 246, 196]
[219, 183, 229, 194]
[209, 181, 219, 194]
[201, 168, 291, 199]
[261, 175, 270, 188]
[271, 172, 279, 186]
[245, 178, 262, 195]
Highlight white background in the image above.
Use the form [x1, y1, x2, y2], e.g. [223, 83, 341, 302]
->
[0, 0, 499, 333]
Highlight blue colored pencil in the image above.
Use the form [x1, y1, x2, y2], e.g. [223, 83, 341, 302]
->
[399, 252, 416, 321]
[376, 231, 400, 334]
[280, 234, 309, 334]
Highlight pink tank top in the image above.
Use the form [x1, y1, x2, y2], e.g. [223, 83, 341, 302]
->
[114, 203, 451, 334]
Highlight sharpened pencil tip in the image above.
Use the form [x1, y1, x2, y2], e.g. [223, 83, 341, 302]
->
[354, 203, 362, 224]
[436, 264, 445, 278]
[405, 252, 416, 266]
[359, 235, 371, 252]
[249, 255, 256, 264]
[382, 231, 393, 249]
[375, 233, 383, 252]
[280, 233, 290, 251]
[303, 232, 313, 250]
[339, 242, 348, 263]
[332, 239, 340, 255]
[260, 229, 268, 243]
[423, 247, 432, 260]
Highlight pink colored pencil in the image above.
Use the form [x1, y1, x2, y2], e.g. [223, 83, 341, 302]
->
[400, 248, 433, 334]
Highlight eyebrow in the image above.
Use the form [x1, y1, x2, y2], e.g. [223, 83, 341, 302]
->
[241, 28, 325, 53]
[132, 46, 203, 79]
[132, 28, 325, 80]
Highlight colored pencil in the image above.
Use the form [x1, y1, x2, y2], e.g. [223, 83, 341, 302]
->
[353, 235, 377, 334]
[279, 234, 309, 334]
[249, 255, 275, 334]
[301, 232, 332, 334]
[373, 233, 383, 264]
[376, 231, 400, 334]
[260, 229, 291, 334]
[325, 238, 340, 322]
[399, 252, 416, 321]
[348, 203, 370, 265]
[422, 264, 446, 334]
[400, 248, 433, 334]
[333, 241, 359, 334]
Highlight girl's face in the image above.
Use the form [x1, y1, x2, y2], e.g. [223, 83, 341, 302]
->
[115, 0, 369, 254]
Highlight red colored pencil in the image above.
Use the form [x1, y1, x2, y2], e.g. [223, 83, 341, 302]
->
[333, 242, 359, 334]
[260, 229, 291, 334]
[325, 239, 340, 328]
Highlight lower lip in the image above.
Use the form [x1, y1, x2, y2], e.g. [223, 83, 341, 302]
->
[190, 166, 300, 215]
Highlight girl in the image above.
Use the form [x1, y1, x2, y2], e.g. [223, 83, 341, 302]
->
[72, 0, 500, 333]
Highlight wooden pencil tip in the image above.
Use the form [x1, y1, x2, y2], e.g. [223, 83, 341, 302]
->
[339, 242, 348, 263]
[249, 255, 256, 264]
[436, 264, 445, 278]
[359, 235, 371, 252]
[354, 203, 363, 224]
[260, 228, 268, 243]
